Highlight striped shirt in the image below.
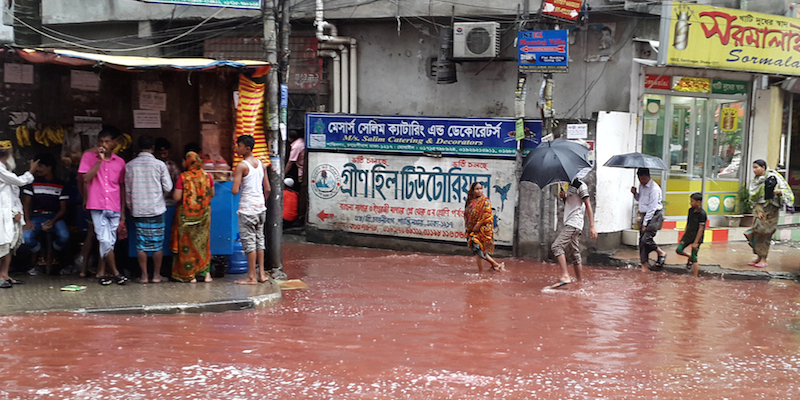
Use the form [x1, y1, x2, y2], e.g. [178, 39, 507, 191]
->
[22, 178, 68, 214]
[124, 152, 173, 218]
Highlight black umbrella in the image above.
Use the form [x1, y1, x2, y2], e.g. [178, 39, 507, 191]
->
[520, 138, 591, 189]
[603, 152, 668, 170]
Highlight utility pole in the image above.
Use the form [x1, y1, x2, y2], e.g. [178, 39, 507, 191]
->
[264, 0, 287, 280]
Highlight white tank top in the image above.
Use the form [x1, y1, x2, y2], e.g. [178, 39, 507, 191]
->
[238, 158, 267, 215]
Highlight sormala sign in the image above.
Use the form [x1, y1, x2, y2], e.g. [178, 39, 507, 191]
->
[307, 153, 517, 246]
[306, 113, 542, 157]
[139, 0, 261, 9]
[659, 1, 800, 75]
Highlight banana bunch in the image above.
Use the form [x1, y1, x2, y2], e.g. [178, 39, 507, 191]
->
[33, 126, 66, 147]
[113, 133, 132, 154]
[15, 125, 32, 147]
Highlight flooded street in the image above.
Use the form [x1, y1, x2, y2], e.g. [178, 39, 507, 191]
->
[3, 242, 800, 399]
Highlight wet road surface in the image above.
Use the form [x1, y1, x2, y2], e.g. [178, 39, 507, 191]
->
[3, 243, 800, 399]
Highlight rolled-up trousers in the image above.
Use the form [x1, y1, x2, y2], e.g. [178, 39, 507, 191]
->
[639, 209, 663, 264]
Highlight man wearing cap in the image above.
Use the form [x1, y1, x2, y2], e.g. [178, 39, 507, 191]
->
[0, 140, 38, 288]
[631, 167, 667, 271]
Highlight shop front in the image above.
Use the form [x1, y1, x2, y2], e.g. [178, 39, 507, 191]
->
[649, 1, 800, 220]
[641, 74, 749, 217]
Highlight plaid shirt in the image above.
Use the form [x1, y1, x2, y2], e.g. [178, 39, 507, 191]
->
[125, 152, 173, 217]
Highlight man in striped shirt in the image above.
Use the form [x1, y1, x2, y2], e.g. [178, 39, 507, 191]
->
[125, 135, 172, 283]
[22, 153, 69, 274]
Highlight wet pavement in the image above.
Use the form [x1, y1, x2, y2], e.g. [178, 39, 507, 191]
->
[0, 274, 281, 315]
[2, 242, 800, 398]
[607, 241, 800, 279]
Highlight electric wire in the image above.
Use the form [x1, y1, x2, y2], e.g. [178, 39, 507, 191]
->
[4, 6, 229, 52]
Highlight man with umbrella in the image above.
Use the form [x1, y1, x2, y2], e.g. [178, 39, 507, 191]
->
[548, 175, 598, 289]
[631, 168, 667, 271]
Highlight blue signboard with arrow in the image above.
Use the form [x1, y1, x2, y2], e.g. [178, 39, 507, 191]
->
[518, 30, 569, 73]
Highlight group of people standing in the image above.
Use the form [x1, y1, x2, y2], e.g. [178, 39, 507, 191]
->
[462, 158, 797, 285]
[0, 127, 277, 287]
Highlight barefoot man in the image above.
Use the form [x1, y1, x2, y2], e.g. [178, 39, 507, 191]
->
[548, 177, 597, 289]
[232, 135, 271, 285]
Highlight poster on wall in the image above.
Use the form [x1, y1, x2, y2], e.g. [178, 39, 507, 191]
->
[307, 153, 517, 246]
[306, 113, 542, 157]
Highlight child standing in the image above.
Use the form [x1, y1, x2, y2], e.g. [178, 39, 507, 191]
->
[232, 135, 271, 285]
[676, 192, 706, 277]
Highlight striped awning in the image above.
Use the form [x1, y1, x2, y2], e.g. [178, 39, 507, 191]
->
[14, 47, 271, 72]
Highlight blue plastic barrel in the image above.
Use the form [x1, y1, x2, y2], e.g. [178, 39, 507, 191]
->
[227, 234, 248, 274]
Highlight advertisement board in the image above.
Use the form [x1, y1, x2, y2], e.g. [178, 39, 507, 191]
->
[307, 153, 517, 246]
[306, 114, 542, 157]
[139, 0, 260, 9]
[659, 1, 800, 75]
[542, 0, 583, 21]
[518, 30, 569, 73]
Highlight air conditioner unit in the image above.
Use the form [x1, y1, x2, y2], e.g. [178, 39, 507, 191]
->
[453, 22, 501, 59]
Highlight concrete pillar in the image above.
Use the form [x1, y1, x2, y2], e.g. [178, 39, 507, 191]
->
[767, 86, 783, 169]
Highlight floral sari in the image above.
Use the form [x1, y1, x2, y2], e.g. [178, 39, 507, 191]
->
[171, 152, 212, 281]
[465, 195, 495, 258]
[745, 169, 794, 258]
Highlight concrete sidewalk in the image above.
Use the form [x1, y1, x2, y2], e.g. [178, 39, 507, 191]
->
[590, 241, 800, 280]
[0, 274, 282, 315]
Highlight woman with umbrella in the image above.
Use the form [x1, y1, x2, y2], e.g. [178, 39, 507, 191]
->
[464, 182, 506, 272]
[744, 159, 794, 268]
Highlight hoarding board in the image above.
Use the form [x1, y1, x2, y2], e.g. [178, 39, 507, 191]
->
[139, 0, 260, 9]
[307, 153, 516, 246]
[306, 113, 542, 157]
[518, 30, 569, 73]
[543, 0, 583, 21]
[659, 1, 800, 75]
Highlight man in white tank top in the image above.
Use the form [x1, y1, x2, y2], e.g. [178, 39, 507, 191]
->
[232, 135, 271, 284]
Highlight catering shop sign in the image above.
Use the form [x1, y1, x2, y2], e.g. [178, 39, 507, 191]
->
[306, 113, 542, 157]
[659, 1, 800, 75]
[307, 152, 516, 246]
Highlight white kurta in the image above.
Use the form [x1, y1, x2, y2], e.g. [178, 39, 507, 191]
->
[0, 162, 34, 246]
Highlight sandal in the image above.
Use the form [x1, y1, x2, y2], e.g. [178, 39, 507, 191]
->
[8, 278, 24, 285]
[98, 276, 113, 286]
[655, 255, 666, 268]
[686, 260, 692, 270]
[113, 274, 128, 285]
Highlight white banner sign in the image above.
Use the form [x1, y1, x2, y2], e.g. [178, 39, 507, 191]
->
[133, 109, 162, 129]
[70, 70, 99, 91]
[307, 153, 517, 245]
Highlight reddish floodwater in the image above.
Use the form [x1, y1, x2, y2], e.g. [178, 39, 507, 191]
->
[3, 243, 800, 399]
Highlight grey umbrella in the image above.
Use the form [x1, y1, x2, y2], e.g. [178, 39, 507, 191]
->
[603, 152, 668, 170]
[520, 138, 591, 189]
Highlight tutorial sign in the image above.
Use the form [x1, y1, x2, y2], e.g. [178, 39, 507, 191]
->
[659, 1, 800, 75]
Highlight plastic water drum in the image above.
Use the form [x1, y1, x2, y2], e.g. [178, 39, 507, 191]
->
[227, 235, 248, 274]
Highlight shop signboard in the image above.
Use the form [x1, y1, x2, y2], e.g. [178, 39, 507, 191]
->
[518, 30, 569, 73]
[711, 79, 748, 95]
[307, 152, 516, 245]
[645, 74, 671, 90]
[139, 0, 260, 9]
[542, 0, 584, 21]
[659, 1, 800, 75]
[306, 113, 542, 157]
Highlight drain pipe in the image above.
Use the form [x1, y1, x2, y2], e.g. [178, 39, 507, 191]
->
[318, 49, 341, 113]
[349, 38, 357, 113]
[316, 0, 357, 114]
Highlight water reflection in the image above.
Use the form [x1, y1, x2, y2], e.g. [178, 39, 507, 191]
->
[0, 243, 799, 398]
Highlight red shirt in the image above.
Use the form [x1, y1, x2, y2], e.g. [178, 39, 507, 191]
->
[283, 189, 298, 221]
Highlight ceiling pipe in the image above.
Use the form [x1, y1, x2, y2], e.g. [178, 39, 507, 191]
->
[316, 0, 357, 114]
